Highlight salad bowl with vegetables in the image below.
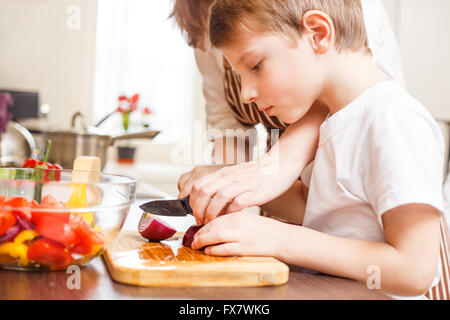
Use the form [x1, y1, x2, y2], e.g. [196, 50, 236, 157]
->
[0, 167, 136, 271]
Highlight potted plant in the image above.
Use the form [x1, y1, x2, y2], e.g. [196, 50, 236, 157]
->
[115, 94, 153, 164]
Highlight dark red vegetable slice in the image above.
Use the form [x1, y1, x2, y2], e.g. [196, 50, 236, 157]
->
[14, 213, 35, 230]
[0, 224, 22, 243]
[27, 238, 73, 269]
[138, 212, 176, 242]
[0, 210, 16, 236]
[182, 225, 203, 248]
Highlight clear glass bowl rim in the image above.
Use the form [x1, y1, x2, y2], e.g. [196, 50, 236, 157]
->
[0, 167, 137, 213]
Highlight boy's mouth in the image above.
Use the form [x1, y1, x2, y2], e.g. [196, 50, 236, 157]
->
[259, 106, 274, 115]
[264, 106, 274, 116]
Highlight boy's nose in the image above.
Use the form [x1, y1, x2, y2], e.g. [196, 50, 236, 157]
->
[241, 85, 258, 104]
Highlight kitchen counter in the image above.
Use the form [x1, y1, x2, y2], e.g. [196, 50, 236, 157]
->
[0, 197, 391, 300]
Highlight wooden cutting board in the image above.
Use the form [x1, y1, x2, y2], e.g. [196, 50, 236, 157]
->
[103, 231, 289, 287]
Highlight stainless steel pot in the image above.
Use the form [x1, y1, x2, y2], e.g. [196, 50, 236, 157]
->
[0, 122, 36, 167]
[45, 112, 159, 169]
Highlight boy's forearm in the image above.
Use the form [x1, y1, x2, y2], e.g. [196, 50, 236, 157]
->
[260, 180, 307, 224]
[267, 102, 328, 176]
[275, 224, 435, 297]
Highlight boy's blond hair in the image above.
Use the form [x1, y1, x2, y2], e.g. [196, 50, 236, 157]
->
[209, 0, 369, 52]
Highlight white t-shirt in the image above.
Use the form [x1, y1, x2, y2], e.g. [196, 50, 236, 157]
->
[194, 0, 405, 136]
[302, 80, 445, 299]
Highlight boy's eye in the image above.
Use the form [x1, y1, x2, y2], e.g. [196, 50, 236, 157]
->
[251, 62, 261, 72]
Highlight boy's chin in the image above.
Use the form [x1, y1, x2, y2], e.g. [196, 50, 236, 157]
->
[278, 110, 308, 124]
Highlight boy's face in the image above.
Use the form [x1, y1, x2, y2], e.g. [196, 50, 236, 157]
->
[222, 28, 325, 124]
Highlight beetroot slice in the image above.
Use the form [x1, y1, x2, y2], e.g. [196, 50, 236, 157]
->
[182, 225, 203, 248]
[138, 212, 177, 242]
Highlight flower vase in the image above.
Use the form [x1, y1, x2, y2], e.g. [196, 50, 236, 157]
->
[122, 112, 130, 131]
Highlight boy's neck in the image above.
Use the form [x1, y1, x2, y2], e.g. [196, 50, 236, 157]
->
[319, 50, 389, 115]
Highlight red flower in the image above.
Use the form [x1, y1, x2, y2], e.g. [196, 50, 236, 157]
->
[130, 94, 140, 104]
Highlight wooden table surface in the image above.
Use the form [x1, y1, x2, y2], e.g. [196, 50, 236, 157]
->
[0, 193, 392, 300]
[0, 258, 391, 300]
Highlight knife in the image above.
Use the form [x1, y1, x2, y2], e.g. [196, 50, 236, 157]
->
[139, 196, 193, 217]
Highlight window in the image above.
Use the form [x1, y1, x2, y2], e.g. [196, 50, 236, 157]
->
[92, 0, 198, 143]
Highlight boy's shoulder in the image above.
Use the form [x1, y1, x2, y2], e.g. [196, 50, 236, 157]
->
[359, 81, 444, 152]
[361, 80, 437, 131]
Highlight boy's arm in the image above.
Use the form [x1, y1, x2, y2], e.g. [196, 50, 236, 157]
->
[278, 204, 441, 297]
[178, 136, 250, 199]
[259, 180, 308, 225]
[189, 102, 328, 225]
[192, 203, 441, 297]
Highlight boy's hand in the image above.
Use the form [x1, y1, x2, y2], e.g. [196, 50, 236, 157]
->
[190, 152, 298, 225]
[191, 211, 284, 257]
[189, 155, 298, 225]
[188, 103, 327, 226]
[177, 165, 229, 199]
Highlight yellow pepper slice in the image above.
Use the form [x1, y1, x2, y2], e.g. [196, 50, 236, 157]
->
[66, 184, 87, 208]
[66, 184, 94, 226]
[0, 230, 39, 266]
[0, 242, 29, 266]
[14, 230, 38, 245]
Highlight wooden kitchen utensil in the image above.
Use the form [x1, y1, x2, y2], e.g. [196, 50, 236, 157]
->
[103, 231, 289, 287]
[68, 156, 103, 224]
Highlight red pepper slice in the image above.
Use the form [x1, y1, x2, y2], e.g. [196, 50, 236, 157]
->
[35, 216, 77, 247]
[27, 238, 73, 269]
[31, 195, 70, 224]
[69, 216, 104, 255]
[2, 197, 32, 220]
[0, 210, 16, 236]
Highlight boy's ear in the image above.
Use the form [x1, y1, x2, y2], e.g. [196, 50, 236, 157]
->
[302, 10, 334, 54]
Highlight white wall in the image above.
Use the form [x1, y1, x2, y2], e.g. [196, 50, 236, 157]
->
[0, 0, 98, 127]
[383, 0, 450, 121]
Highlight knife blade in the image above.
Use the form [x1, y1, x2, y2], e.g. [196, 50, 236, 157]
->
[139, 196, 193, 217]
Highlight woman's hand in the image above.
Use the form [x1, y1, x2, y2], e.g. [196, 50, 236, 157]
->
[191, 211, 285, 257]
[177, 165, 229, 199]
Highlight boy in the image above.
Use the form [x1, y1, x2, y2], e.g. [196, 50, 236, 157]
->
[189, 0, 445, 299]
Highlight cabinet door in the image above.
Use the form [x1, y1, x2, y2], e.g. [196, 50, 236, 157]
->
[395, 0, 450, 121]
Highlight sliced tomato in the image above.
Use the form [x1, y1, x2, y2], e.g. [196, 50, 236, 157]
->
[0, 195, 6, 204]
[40, 195, 62, 207]
[0, 210, 16, 236]
[31, 195, 70, 224]
[3, 197, 32, 220]
[35, 216, 77, 246]
[69, 217, 103, 255]
[27, 238, 73, 269]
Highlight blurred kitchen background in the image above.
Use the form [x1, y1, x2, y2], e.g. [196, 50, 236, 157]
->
[0, 0, 450, 200]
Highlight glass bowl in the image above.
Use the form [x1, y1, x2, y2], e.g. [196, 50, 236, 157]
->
[0, 167, 136, 271]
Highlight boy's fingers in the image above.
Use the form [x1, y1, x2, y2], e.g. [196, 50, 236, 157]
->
[203, 183, 254, 224]
[192, 228, 237, 250]
[204, 242, 241, 257]
[190, 172, 243, 224]
[227, 192, 259, 213]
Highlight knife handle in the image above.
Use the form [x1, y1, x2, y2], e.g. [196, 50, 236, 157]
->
[180, 196, 193, 215]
